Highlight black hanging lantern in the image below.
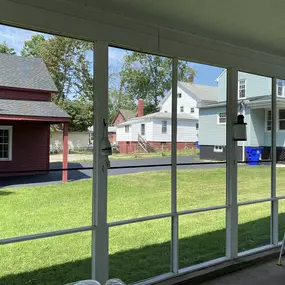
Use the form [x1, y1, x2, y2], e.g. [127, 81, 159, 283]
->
[234, 114, 247, 141]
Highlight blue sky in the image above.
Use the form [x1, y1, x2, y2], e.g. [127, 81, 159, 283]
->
[0, 24, 224, 86]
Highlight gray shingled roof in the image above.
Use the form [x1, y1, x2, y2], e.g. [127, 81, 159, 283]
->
[0, 54, 58, 92]
[119, 109, 136, 120]
[0, 99, 70, 118]
[118, 112, 196, 126]
[179, 82, 218, 102]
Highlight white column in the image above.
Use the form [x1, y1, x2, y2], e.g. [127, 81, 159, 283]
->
[226, 67, 238, 259]
[271, 77, 278, 245]
[171, 58, 178, 273]
[92, 41, 109, 284]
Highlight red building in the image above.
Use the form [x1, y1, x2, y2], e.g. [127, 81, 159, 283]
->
[0, 54, 70, 181]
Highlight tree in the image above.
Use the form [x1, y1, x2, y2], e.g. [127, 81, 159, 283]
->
[21, 34, 45, 57]
[21, 35, 94, 131]
[21, 35, 93, 102]
[119, 52, 196, 114]
[0, 41, 16, 55]
[57, 98, 93, 132]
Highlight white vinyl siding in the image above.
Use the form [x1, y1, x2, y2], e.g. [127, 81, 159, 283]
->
[199, 107, 226, 145]
[160, 86, 199, 119]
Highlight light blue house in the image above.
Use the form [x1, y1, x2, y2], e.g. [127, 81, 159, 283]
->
[199, 70, 285, 161]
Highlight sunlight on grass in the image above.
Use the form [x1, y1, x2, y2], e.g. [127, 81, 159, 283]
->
[0, 180, 92, 238]
[0, 232, 91, 285]
[179, 210, 226, 268]
[109, 219, 171, 282]
[0, 166, 284, 284]
[238, 202, 271, 252]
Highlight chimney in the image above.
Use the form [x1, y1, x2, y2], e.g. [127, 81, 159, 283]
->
[138, 99, 144, 117]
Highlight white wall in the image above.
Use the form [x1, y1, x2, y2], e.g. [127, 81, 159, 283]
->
[152, 119, 197, 142]
[50, 131, 90, 151]
[116, 120, 153, 142]
[160, 86, 199, 119]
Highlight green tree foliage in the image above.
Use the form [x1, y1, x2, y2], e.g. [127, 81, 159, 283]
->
[21, 34, 45, 57]
[21, 35, 93, 131]
[0, 41, 16, 55]
[119, 52, 196, 114]
[58, 98, 93, 132]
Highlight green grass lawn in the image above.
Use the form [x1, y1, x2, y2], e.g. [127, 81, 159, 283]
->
[1, 166, 285, 284]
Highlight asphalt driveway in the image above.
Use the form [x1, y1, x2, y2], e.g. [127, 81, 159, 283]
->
[0, 156, 225, 188]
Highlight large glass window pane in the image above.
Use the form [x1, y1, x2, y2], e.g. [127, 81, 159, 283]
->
[109, 219, 171, 283]
[0, 26, 94, 238]
[278, 199, 285, 241]
[177, 63, 226, 211]
[238, 202, 270, 252]
[179, 209, 226, 268]
[108, 47, 173, 222]
[237, 72, 272, 202]
[0, 179, 92, 238]
[0, 232, 91, 284]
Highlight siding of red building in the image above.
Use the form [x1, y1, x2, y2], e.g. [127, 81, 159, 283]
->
[113, 112, 126, 125]
[0, 87, 51, 101]
[0, 120, 50, 176]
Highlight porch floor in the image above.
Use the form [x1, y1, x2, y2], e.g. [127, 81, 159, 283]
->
[200, 259, 285, 285]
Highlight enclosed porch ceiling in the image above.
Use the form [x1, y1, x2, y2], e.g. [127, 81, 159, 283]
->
[2, 0, 285, 79]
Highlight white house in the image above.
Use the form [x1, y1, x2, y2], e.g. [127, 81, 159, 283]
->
[116, 82, 218, 153]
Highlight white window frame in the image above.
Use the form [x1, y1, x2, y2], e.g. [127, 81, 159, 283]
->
[162, 120, 167, 133]
[141, 123, 145, 135]
[265, 109, 285, 132]
[265, 109, 272, 132]
[190, 107, 195, 113]
[177, 93, 182, 98]
[0, 126, 13, 161]
[279, 109, 285, 131]
[277, 79, 284, 97]
[217, 112, 227, 125]
[214, 145, 223, 153]
[180, 106, 184, 112]
[238, 79, 246, 99]
[125, 125, 130, 133]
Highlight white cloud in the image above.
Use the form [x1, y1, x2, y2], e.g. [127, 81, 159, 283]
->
[0, 25, 49, 54]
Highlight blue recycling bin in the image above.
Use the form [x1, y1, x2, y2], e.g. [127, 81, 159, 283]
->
[245, 147, 263, 166]
[195, 141, 200, 150]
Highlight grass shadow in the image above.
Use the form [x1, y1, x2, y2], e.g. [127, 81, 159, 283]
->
[0, 214, 283, 285]
[0, 191, 14, 196]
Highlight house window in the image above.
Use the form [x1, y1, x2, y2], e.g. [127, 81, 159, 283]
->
[162, 121, 167, 133]
[277, 80, 284, 97]
[279, 110, 285, 130]
[141, 124, 145, 135]
[190, 107, 195, 113]
[266, 110, 272, 131]
[125, 125, 129, 133]
[238, 79, 246, 99]
[214, 146, 223, 153]
[218, 112, 226, 124]
[178, 93, 182, 98]
[266, 109, 285, 131]
[180, 106, 184, 112]
[196, 123, 199, 130]
[0, 126, 12, 160]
